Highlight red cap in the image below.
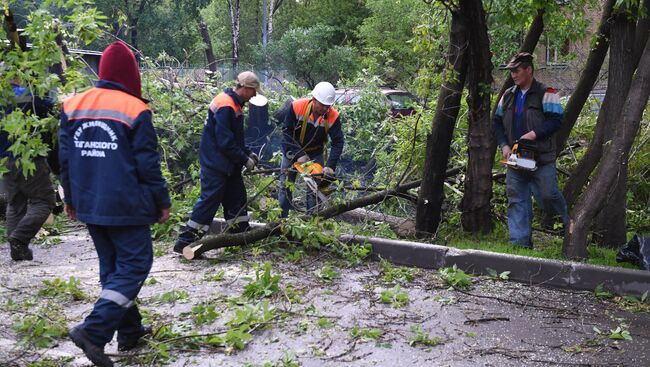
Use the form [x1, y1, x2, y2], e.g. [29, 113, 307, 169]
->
[99, 41, 141, 98]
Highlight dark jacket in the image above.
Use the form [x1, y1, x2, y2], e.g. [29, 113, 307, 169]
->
[494, 79, 563, 164]
[1, 84, 55, 160]
[281, 98, 344, 169]
[59, 81, 171, 225]
[199, 88, 251, 176]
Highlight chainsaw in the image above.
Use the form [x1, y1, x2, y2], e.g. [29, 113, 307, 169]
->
[502, 139, 537, 171]
[292, 161, 335, 205]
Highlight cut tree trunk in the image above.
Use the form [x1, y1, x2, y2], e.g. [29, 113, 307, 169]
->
[461, 0, 494, 234]
[563, 36, 650, 259]
[199, 21, 217, 72]
[415, 5, 469, 238]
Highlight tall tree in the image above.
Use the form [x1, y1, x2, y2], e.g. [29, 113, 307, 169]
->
[415, 0, 469, 237]
[593, 0, 650, 247]
[564, 35, 650, 259]
[227, 0, 241, 71]
[562, 4, 639, 214]
[460, 0, 494, 233]
[199, 20, 217, 71]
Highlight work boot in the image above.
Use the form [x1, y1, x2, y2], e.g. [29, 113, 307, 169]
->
[173, 226, 203, 254]
[117, 325, 152, 352]
[68, 325, 114, 367]
[9, 238, 33, 261]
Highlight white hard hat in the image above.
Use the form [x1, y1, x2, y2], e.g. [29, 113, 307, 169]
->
[311, 81, 336, 106]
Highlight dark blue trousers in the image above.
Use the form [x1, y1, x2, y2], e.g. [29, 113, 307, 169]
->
[81, 224, 152, 347]
[188, 168, 249, 231]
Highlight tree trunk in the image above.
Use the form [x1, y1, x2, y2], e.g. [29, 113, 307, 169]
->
[554, 0, 615, 152]
[199, 21, 217, 72]
[3, 7, 26, 50]
[563, 36, 650, 259]
[491, 8, 545, 119]
[185, 179, 424, 259]
[563, 9, 638, 210]
[461, 0, 494, 234]
[593, 1, 650, 248]
[337, 208, 415, 237]
[268, 0, 276, 38]
[227, 0, 241, 72]
[415, 6, 469, 238]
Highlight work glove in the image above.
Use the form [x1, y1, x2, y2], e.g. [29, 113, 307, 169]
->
[296, 154, 310, 164]
[323, 166, 335, 177]
[245, 156, 257, 171]
[249, 152, 259, 166]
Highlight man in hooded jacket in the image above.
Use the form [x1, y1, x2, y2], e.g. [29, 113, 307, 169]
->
[59, 41, 171, 367]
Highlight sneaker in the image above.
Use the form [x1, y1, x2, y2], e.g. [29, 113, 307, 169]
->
[117, 325, 152, 352]
[9, 238, 33, 261]
[68, 326, 114, 367]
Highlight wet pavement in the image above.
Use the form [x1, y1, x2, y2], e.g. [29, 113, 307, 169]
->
[1, 227, 649, 366]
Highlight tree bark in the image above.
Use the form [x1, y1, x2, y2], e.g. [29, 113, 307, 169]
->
[415, 5, 469, 238]
[563, 9, 638, 211]
[554, 0, 615, 152]
[337, 208, 415, 237]
[185, 179, 424, 259]
[563, 36, 650, 259]
[227, 0, 241, 72]
[3, 7, 26, 50]
[199, 21, 217, 72]
[461, 0, 494, 234]
[593, 1, 650, 247]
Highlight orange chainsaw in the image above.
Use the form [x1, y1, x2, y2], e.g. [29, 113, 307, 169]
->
[292, 161, 335, 204]
[501, 139, 537, 171]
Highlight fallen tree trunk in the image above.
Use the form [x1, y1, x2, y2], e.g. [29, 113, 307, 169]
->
[184, 179, 423, 259]
[336, 208, 416, 237]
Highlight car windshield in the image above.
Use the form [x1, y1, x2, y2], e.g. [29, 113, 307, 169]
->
[335, 90, 361, 105]
[386, 93, 416, 109]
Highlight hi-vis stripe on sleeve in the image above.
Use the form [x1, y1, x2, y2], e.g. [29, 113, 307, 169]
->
[63, 88, 150, 127]
[542, 88, 563, 115]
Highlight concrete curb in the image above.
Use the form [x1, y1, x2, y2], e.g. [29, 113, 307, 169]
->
[342, 235, 650, 297]
[210, 219, 650, 297]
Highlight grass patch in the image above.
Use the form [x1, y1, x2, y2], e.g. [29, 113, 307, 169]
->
[445, 231, 638, 269]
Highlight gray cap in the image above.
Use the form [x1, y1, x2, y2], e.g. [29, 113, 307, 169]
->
[237, 71, 264, 94]
[504, 52, 534, 70]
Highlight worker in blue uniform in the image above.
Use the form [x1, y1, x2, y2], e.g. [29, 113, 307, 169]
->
[278, 81, 344, 217]
[173, 71, 262, 254]
[59, 41, 171, 367]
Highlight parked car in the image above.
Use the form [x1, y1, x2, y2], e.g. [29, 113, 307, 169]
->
[334, 88, 418, 117]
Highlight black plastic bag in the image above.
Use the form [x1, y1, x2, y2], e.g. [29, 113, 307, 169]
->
[616, 234, 650, 270]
